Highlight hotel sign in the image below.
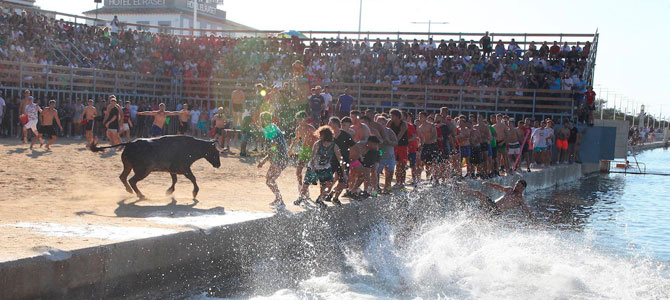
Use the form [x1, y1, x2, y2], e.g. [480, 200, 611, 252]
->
[105, 0, 168, 5]
[186, 0, 223, 15]
[104, 0, 224, 17]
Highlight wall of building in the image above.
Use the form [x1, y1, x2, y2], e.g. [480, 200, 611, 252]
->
[85, 13, 250, 37]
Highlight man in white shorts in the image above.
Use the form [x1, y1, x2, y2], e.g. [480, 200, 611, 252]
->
[23, 98, 43, 148]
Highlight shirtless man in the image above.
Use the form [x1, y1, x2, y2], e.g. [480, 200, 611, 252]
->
[288, 111, 317, 196]
[515, 121, 531, 172]
[360, 115, 384, 192]
[506, 121, 523, 173]
[177, 103, 190, 135]
[82, 99, 97, 145]
[23, 97, 43, 148]
[462, 180, 532, 218]
[555, 122, 570, 164]
[340, 117, 356, 136]
[38, 100, 63, 150]
[136, 103, 181, 137]
[456, 118, 473, 177]
[349, 110, 371, 143]
[493, 114, 510, 175]
[474, 115, 493, 176]
[418, 111, 440, 183]
[104, 98, 123, 146]
[388, 109, 409, 188]
[211, 107, 230, 152]
[231, 83, 246, 127]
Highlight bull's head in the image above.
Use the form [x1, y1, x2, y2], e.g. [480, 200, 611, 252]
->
[204, 141, 223, 168]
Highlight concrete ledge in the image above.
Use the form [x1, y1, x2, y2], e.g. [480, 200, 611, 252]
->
[0, 164, 583, 300]
[632, 141, 667, 152]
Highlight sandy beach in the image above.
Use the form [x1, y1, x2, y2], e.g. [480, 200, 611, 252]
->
[0, 137, 334, 262]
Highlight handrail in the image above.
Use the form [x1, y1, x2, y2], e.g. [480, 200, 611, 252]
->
[0, 2, 596, 41]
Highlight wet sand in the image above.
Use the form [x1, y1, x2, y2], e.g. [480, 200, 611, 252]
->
[0, 137, 329, 262]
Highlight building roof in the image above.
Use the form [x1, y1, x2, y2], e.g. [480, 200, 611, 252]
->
[83, 5, 225, 23]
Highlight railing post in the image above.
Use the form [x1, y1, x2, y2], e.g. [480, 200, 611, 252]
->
[45, 72, 49, 91]
[134, 73, 138, 93]
[357, 81, 361, 109]
[390, 83, 393, 108]
[532, 90, 536, 117]
[93, 69, 97, 94]
[494, 88, 499, 113]
[458, 87, 463, 115]
[114, 72, 119, 93]
[571, 92, 574, 118]
[19, 62, 23, 88]
[207, 78, 211, 100]
[424, 85, 428, 110]
[153, 75, 157, 95]
[70, 68, 74, 98]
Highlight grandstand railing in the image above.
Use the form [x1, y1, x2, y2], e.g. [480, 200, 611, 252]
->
[0, 60, 575, 123]
[1, 2, 595, 46]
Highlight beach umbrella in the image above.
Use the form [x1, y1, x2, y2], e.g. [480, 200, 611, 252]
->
[277, 30, 307, 39]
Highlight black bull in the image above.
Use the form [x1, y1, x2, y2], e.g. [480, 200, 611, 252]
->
[90, 136, 222, 199]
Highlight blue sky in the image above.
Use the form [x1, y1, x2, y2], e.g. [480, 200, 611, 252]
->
[36, 0, 670, 117]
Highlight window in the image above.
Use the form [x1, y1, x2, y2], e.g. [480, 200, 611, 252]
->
[158, 21, 172, 34]
[136, 21, 149, 31]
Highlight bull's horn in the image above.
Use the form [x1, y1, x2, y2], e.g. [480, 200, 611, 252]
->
[214, 141, 225, 152]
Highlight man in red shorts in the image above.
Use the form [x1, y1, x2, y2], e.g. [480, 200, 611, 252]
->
[387, 109, 408, 189]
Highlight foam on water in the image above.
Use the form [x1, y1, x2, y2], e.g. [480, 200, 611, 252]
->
[198, 213, 670, 300]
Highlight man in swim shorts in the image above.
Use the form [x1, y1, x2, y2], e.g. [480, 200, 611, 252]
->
[288, 111, 317, 197]
[136, 103, 181, 137]
[37, 100, 63, 150]
[418, 111, 440, 182]
[83, 99, 97, 145]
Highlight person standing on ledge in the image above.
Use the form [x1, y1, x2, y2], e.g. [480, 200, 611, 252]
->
[136, 103, 181, 137]
[462, 180, 532, 218]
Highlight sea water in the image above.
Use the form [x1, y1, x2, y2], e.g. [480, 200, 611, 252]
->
[192, 148, 670, 299]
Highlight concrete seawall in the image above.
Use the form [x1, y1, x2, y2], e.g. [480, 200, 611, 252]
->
[632, 141, 667, 152]
[0, 164, 584, 300]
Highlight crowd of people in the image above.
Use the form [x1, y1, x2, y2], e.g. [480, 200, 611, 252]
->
[7, 79, 583, 216]
[1, 10, 593, 97]
[629, 125, 664, 146]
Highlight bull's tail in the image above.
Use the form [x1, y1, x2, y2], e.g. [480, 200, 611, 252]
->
[89, 141, 132, 153]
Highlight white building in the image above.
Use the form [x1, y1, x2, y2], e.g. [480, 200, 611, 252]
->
[82, 0, 256, 37]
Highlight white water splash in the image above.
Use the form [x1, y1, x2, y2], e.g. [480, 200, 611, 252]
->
[198, 215, 670, 300]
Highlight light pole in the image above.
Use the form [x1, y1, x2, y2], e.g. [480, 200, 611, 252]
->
[357, 0, 363, 40]
[612, 94, 618, 120]
[601, 88, 611, 120]
[411, 21, 450, 39]
[623, 97, 628, 121]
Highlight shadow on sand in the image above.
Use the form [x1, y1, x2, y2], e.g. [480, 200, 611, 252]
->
[113, 197, 226, 218]
[7, 147, 28, 154]
[27, 149, 52, 158]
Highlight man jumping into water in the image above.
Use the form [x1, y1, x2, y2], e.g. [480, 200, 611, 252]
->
[136, 103, 181, 137]
[462, 180, 532, 218]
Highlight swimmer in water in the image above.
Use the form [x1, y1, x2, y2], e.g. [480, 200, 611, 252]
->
[462, 180, 532, 218]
